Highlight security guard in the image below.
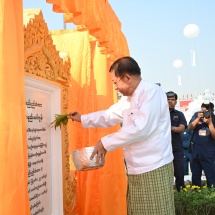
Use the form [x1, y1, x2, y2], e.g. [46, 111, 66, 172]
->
[167, 91, 187, 191]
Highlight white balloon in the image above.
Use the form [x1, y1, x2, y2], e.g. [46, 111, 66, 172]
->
[183, 24, 200, 39]
[173, 59, 183, 68]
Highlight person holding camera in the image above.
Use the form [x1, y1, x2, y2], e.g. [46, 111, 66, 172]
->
[188, 101, 215, 187]
[167, 91, 187, 191]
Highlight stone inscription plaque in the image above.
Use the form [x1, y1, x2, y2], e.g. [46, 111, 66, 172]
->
[25, 89, 51, 215]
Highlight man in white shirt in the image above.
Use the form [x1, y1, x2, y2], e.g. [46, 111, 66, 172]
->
[68, 56, 175, 215]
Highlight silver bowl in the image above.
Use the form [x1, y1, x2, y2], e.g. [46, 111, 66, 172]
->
[72, 146, 105, 171]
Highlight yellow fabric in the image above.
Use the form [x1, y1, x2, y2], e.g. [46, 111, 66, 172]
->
[0, 0, 30, 214]
[51, 30, 127, 215]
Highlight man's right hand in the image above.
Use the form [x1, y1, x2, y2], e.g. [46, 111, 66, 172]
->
[197, 111, 204, 120]
[67, 111, 81, 122]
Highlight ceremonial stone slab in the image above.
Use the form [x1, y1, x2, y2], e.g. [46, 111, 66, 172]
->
[25, 76, 63, 215]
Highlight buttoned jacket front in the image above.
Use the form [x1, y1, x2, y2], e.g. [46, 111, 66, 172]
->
[81, 80, 173, 174]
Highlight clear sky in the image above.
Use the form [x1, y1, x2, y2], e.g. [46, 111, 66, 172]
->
[23, 0, 215, 99]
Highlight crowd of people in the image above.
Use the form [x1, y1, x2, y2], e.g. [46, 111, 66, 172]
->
[68, 56, 215, 214]
[167, 91, 215, 189]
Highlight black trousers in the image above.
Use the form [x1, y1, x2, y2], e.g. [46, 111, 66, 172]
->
[192, 157, 215, 187]
[173, 150, 185, 191]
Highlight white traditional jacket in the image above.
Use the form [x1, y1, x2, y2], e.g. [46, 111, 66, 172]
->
[81, 80, 173, 174]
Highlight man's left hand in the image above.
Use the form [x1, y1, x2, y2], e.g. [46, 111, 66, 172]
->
[90, 140, 107, 165]
[204, 116, 212, 125]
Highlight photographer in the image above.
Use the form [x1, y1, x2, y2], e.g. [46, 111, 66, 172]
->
[188, 101, 215, 187]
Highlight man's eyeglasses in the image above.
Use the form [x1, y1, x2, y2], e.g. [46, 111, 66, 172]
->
[113, 75, 124, 86]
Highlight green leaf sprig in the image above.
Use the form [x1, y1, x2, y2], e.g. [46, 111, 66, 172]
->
[50, 113, 69, 130]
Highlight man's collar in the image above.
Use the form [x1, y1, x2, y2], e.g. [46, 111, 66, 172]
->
[131, 79, 143, 97]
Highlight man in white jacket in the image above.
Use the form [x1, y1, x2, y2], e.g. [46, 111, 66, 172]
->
[68, 56, 175, 215]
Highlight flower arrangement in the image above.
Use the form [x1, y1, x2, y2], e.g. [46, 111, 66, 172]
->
[174, 184, 215, 215]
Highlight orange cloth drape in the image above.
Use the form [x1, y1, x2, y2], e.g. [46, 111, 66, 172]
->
[51, 30, 127, 215]
[48, 2, 130, 214]
[46, 0, 129, 61]
[0, 0, 129, 214]
[0, 0, 30, 214]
